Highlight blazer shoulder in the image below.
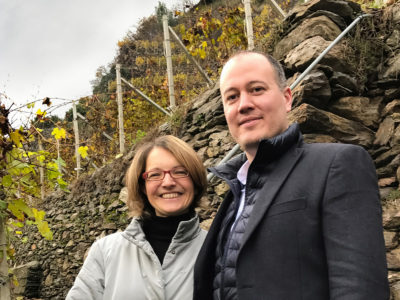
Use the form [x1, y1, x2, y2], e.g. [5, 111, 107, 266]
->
[302, 142, 368, 154]
[300, 142, 373, 166]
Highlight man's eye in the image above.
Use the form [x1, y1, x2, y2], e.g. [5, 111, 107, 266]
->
[226, 94, 238, 101]
[252, 87, 265, 93]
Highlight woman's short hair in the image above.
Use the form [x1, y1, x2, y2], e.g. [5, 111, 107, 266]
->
[125, 135, 207, 218]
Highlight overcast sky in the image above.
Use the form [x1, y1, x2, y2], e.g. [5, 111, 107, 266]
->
[0, 0, 190, 126]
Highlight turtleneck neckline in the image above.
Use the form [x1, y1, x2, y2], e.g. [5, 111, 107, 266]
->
[142, 211, 193, 264]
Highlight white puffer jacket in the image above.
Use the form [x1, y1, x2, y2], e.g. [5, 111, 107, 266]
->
[66, 214, 207, 300]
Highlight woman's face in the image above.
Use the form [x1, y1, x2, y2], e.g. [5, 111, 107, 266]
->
[143, 147, 195, 217]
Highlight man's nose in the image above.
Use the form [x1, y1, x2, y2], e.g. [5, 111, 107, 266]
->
[238, 92, 254, 113]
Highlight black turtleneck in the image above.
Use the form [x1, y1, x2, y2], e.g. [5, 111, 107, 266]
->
[142, 211, 192, 264]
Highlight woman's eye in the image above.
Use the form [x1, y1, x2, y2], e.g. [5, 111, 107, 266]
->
[173, 168, 188, 176]
[148, 172, 161, 178]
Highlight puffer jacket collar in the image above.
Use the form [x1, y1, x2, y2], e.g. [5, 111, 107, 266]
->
[209, 123, 302, 182]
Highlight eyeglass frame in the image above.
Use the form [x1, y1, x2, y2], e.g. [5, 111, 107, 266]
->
[142, 166, 190, 181]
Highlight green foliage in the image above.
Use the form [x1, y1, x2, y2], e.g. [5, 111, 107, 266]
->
[131, 130, 147, 145]
[0, 99, 67, 269]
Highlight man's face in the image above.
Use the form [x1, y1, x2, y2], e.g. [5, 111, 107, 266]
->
[220, 53, 292, 160]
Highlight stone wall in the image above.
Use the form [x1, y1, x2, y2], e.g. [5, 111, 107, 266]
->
[12, 0, 400, 299]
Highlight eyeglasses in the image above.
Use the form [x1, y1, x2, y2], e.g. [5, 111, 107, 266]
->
[142, 167, 190, 181]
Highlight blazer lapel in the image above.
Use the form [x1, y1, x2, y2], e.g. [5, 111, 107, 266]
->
[240, 147, 304, 248]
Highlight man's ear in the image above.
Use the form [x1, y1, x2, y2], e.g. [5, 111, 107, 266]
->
[283, 87, 293, 112]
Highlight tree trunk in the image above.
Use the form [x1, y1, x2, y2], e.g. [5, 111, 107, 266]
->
[0, 217, 11, 300]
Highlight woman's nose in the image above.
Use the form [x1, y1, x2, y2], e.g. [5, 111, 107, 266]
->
[161, 173, 176, 186]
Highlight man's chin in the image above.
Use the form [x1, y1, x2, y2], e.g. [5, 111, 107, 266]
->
[241, 141, 260, 153]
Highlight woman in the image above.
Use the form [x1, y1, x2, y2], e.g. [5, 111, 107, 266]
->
[66, 135, 207, 300]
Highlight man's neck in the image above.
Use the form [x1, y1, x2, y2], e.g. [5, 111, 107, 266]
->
[244, 144, 259, 163]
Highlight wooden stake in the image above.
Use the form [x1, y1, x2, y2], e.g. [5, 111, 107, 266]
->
[162, 15, 176, 109]
[116, 64, 125, 154]
[168, 26, 213, 87]
[72, 100, 81, 177]
[243, 0, 254, 50]
[0, 217, 11, 300]
[38, 138, 45, 200]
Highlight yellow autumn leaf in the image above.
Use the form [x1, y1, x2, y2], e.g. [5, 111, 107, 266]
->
[51, 127, 66, 140]
[202, 41, 207, 48]
[36, 220, 53, 240]
[36, 108, 46, 117]
[8, 199, 34, 221]
[10, 130, 24, 147]
[32, 208, 45, 222]
[13, 276, 20, 288]
[78, 146, 89, 159]
[136, 56, 145, 66]
[199, 48, 206, 59]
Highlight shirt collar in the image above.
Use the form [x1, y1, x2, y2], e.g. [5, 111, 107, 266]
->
[237, 160, 250, 186]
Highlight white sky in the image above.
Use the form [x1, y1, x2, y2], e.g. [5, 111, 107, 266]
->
[0, 0, 190, 126]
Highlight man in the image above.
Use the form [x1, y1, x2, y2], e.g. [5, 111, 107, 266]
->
[193, 51, 389, 300]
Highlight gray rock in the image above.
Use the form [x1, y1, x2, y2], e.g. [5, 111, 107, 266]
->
[329, 72, 359, 98]
[286, 0, 361, 26]
[274, 15, 341, 60]
[374, 116, 395, 146]
[329, 96, 383, 128]
[384, 231, 398, 250]
[387, 29, 400, 49]
[383, 52, 400, 79]
[291, 70, 331, 108]
[383, 99, 400, 117]
[284, 36, 349, 72]
[288, 103, 375, 147]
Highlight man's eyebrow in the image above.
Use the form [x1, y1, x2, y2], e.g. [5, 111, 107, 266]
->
[247, 80, 267, 86]
[222, 87, 238, 97]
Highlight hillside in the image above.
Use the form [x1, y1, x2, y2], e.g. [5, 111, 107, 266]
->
[10, 0, 400, 299]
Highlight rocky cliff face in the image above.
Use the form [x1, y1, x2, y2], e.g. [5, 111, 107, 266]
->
[13, 0, 400, 299]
